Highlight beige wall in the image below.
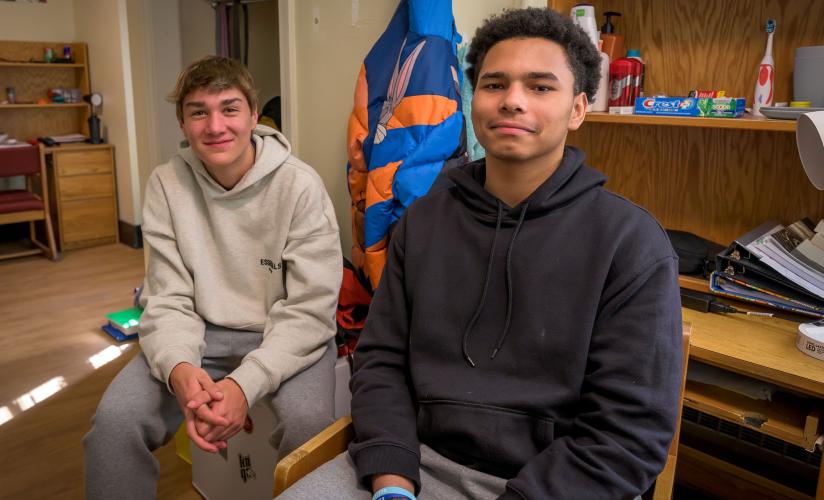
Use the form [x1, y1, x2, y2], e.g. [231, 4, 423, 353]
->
[127, 0, 184, 198]
[289, 0, 520, 258]
[179, 0, 214, 67]
[0, 0, 75, 42]
[454, 0, 525, 43]
[74, 0, 141, 225]
[147, 1, 185, 169]
[248, 1, 280, 108]
[290, 0, 398, 259]
[126, 0, 154, 214]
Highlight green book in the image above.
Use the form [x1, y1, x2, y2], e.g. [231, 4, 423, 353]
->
[106, 307, 143, 336]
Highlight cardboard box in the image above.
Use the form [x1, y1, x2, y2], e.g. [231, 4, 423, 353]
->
[188, 356, 353, 499]
[334, 355, 352, 419]
[190, 402, 279, 500]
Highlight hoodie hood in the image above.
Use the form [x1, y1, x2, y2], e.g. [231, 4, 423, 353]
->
[446, 145, 606, 224]
[445, 146, 607, 366]
[178, 124, 291, 200]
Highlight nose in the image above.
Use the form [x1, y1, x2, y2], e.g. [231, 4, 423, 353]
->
[501, 83, 526, 113]
[205, 112, 226, 134]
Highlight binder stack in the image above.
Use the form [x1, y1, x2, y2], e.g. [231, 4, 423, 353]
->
[712, 220, 824, 318]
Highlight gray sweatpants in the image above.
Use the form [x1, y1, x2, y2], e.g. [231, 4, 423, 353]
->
[83, 324, 336, 500]
[279, 445, 508, 499]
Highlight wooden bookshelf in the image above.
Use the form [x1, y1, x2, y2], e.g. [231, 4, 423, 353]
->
[0, 62, 85, 68]
[0, 41, 91, 140]
[585, 112, 797, 132]
[0, 103, 86, 109]
[551, 0, 824, 248]
[546, 0, 824, 495]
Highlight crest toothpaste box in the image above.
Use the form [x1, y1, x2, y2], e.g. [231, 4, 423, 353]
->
[634, 97, 700, 116]
[634, 97, 746, 118]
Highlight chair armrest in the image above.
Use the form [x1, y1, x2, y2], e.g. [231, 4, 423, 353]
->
[273, 414, 354, 496]
[650, 323, 692, 500]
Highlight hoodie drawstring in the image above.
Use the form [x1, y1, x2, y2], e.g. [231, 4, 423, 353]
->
[491, 201, 529, 359]
[462, 201, 529, 366]
[462, 201, 504, 367]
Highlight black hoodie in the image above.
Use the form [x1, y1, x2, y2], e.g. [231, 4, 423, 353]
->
[349, 146, 682, 499]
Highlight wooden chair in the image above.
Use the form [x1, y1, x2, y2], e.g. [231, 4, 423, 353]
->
[650, 323, 691, 500]
[0, 144, 58, 260]
[274, 324, 692, 499]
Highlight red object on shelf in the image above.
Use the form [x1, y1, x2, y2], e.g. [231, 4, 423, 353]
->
[608, 57, 635, 107]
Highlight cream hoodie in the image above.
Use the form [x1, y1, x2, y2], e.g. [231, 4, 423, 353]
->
[139, 125, 342, 407]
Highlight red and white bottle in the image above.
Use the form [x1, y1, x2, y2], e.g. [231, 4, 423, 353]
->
[626, 49, 645, 103]
[609, 57, 635, 107]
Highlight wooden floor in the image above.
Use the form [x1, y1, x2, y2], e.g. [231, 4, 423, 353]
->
[0, 244, 199, 499]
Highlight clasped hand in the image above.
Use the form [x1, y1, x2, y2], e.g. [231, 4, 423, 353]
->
[170, 363, 249, 453]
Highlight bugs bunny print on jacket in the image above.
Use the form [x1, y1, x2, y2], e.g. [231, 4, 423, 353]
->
[374, 38, 426, 144]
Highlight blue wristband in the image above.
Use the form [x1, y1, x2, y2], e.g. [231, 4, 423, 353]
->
[372, 486, 416, 500]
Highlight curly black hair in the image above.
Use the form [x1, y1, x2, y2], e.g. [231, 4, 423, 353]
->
[465, 7, 601, 101]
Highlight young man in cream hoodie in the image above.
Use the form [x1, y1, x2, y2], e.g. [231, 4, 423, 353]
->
[83, 56, 343, 499]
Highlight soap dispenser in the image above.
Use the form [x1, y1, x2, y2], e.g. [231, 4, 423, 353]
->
[599, 11, 624, 62]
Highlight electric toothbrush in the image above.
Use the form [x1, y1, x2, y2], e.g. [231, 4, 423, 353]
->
[752, 19, 776, 117]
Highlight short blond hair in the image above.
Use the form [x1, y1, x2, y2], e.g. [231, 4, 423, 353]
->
[169, 55, 258, 122]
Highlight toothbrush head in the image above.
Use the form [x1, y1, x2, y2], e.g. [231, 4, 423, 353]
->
[766, 19, 776, 33]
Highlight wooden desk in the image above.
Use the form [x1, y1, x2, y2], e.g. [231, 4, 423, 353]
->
[685, 310, 824, 398]
[680, 309, 824, 498]
[41, 143, 118, 251]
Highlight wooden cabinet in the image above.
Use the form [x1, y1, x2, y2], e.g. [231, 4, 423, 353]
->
[547, 0, 824, 497]
[45, 143, 118, 250]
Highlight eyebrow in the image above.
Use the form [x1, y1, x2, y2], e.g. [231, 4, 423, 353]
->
[184, 97, 243, 108]
[478, 71, 560, 81]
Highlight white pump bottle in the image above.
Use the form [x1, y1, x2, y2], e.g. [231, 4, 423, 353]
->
[571, 5, 610, 112]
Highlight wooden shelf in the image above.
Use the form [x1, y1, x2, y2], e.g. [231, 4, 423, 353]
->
[0, 62, 84, 68]
[0, 41, 90, 139]
[0, 103, 86, 109]
[40, 142, 110, 153]
[677, 445, 815, 500]
[682, 308, 824, 398]
[584, 112, 796, 132]
[684, 380, 822, 451]
[679, 275, 711, 293]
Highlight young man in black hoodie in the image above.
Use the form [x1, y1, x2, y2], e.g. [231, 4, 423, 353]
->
[281, 7, 682, 500]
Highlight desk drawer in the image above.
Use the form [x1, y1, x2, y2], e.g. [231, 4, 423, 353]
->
[59, 173, 114, 200]
[60, 197, 117, 244]
[55, 149, 112, 176]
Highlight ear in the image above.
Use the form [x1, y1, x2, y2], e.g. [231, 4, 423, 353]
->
[568, 92, 587, 131]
